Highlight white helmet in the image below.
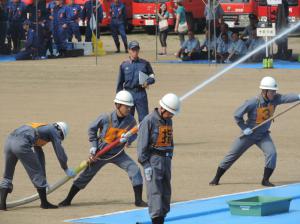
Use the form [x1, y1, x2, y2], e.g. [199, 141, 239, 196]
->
[159, 93, 181, 115]
[259, 76, 278, 90]
[55, 122, 69, 139]
[114, 90, 134, 106]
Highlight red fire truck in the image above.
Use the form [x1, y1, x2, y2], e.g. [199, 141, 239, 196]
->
[258, 0, 300, 28]
[132, 0, 206, 34]
[219, 0, 259, 29]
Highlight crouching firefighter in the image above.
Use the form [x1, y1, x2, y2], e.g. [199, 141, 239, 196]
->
[0, 122, 76, 210]
[59, 90, 147, 207]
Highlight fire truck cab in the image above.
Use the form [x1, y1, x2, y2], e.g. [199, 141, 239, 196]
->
[258, 0, 300, 28]
[219, 0, 259, 29]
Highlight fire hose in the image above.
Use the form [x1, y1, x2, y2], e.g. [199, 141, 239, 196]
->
[6, 126, 139, 208]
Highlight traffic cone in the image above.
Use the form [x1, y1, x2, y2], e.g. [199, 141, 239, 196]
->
[92, 33, 106, 56]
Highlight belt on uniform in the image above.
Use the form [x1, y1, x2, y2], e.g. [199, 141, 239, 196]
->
[125, 87, 144, 92]
[150, 148, 173, 157]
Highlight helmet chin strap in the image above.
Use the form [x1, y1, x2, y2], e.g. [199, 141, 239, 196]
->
[116, 104, 126, 117]
[159, 107, 169, 119]
[262, 90, 270, 102]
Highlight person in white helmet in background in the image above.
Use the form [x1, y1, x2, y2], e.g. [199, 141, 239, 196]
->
[210, 76, 300, 187]
[59, 90, 147, 207]
[137, 93, 181, 224]
[0, 121, 75, 210]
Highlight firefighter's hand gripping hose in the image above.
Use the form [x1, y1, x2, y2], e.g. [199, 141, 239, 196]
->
[6, 125, 139, 208]
[239, 102, 300, 138]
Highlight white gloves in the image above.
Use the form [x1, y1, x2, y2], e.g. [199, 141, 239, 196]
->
[64, 168, 76, 177]
[144, 167, 153, 181]
[120, 133, 128, 143]
[89, 146, 97, 155]
[243, 128, 253, 136]
[298, 94, 300, 100]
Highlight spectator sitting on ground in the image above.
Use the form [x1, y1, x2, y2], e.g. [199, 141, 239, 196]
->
[175, 30, 201, 61]
[217, 23, 232, 45]
[247, 29, 265, 62]
[225, 32, 247, 63]
[216, 32, 231, 63]
[199, 29, 217, 59]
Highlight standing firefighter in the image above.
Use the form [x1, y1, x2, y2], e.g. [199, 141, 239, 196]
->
[110, 0, 128, 53]
[0, 122, 76, 210]
[7, 0, 26, 53]
[137, 93, 181, 224]
[66, 0, 82, 42]
[116, 40, 155, 123]
[81, 0, 103, 42]
[59, 91, 147, 207]
[209, 77, 300, 187]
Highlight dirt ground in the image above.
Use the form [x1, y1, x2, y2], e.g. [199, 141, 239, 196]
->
[0, 33, 300, 224]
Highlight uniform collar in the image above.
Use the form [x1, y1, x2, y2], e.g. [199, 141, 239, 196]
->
[129, 56, 140, 63]
[154, 108, 170, 122]
[111, 110, 126, 124]
[258, 94, 275, 104]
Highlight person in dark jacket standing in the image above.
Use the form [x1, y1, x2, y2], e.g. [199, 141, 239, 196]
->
[116, 41, 156, 123]
[110, 0, 127, 53]
[81, 0, 103, 42]
[7, 0, 26, 53]
[0, 0, 8, 50]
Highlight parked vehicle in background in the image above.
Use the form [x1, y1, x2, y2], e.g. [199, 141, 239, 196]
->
[258, 0, 300, 28]
[219, 0, 259, 30]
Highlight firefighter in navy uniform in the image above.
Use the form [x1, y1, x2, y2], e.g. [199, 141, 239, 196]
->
[81, 0, 103, 42]
[110, 0, 127, 53]
[0, 122, 76, 210]
[116, 40, 156, 123]
[137, 93, 181, 224]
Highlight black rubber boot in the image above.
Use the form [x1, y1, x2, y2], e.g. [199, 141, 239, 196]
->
[124, 43, 128, 53]
[151, 216, 164, 224]
[115, 43, 120, 53]
[37, 188, 58, 209]
[209, 167, 226, 186]
[261, 167, 275, 187]
[133, 184, 147, 207]
[58, 184, 80, 207]
[0, 188, 10, 210]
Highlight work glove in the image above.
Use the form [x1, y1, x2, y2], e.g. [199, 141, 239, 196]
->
[144, 167, 153, 182]
[120, 133, 128, 144]
[89, 146, 97, 155]
[243, 128, 253, 136]
[64, 168, 76, 177]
